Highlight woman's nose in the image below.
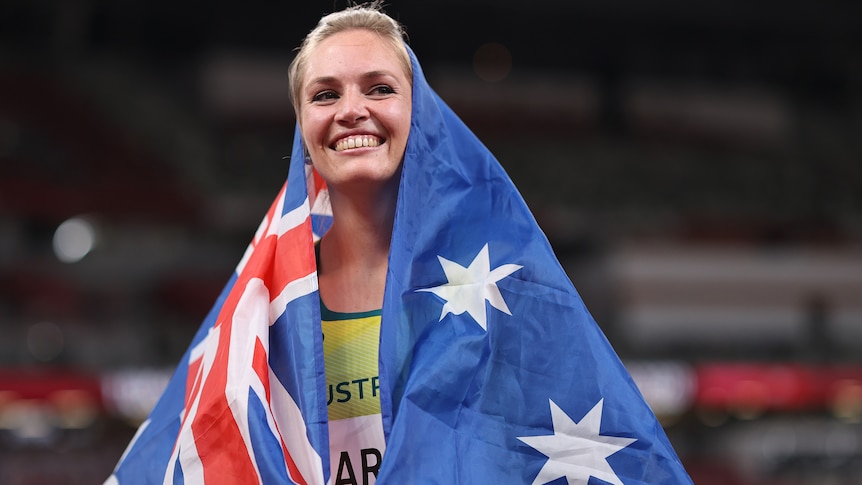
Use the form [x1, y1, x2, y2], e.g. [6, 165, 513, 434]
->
[336, 89, 369, 123]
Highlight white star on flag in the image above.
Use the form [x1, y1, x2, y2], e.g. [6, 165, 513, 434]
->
[417, 243, 521, 330]
[518, 399, 637, 485]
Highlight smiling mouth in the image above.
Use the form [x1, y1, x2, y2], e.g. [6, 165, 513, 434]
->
[333, 135, 382, 152]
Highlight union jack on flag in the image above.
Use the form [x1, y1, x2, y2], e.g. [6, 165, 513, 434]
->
[107, 157, 333, 484]
[108, 47, 693, 485]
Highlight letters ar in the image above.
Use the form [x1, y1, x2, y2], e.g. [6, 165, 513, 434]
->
[334, 448, 382, 485]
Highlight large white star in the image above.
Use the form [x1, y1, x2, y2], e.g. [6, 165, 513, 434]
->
[417, 243, 522, 330]
[518, 399, 637, 485]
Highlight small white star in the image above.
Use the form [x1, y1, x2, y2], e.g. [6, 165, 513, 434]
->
[518, 399, 637, 485]
[417, 243, 521, 330]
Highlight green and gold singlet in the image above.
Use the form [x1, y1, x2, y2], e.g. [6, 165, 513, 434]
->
[322, 302, 385, 484]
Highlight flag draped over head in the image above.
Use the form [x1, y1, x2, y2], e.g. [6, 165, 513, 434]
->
[374, 48, 693, 484]
[107, 43, 692, 484]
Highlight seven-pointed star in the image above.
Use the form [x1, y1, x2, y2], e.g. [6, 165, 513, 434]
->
[417, 243, 522, 330]
[518, 399, 637, 485]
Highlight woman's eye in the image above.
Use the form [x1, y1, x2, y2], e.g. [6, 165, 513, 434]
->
[368, 85, 395, 96]
[311, 91, 338, 103]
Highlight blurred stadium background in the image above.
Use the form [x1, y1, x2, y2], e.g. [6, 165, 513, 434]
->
[1, 0, 861, 483]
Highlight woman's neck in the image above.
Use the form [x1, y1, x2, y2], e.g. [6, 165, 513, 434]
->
[316, 185, 397, 313]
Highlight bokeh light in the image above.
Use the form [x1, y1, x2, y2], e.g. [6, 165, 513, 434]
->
[53, 217, 96, 263]
[27, 321, 65, 362]
[473, 42, 513, 83]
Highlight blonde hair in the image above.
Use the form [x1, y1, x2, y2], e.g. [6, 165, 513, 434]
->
[287, 3, 412, 110]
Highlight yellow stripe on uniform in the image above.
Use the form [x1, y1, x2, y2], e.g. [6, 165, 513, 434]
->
[323, 313, 381, 420]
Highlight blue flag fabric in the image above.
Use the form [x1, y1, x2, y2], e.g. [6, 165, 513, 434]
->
[375, 50, 693, 484]
[107, 42, 692, 484]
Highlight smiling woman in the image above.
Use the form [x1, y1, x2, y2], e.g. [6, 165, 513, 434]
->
[296, 29, 412, 204]
[285, 7, 414, 482]
[107, 3, 693, 485]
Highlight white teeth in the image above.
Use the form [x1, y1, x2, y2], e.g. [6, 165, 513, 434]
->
[334, 135, 381, 152]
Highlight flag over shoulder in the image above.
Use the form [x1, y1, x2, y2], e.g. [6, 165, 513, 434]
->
[107, 47, 692, 484]
[106, 155, 331, 484]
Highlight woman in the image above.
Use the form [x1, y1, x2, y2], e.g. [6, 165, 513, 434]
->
[108, 4, 692, 484]
[288, 5, 691, 484]
[289, 6, 411, 315]
[286, 6, 413, 481]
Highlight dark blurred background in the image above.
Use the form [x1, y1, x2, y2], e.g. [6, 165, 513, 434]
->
[1, 0, 861, 483]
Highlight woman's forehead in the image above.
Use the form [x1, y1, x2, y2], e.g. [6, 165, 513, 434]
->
[303, 30, 411, 85]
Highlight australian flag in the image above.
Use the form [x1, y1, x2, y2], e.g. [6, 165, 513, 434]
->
[107, 47, 692, 484]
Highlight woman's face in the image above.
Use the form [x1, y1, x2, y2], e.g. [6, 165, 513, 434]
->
[298, 29, 412, 193]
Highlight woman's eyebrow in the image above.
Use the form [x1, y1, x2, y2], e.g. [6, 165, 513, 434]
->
[307, 70, 399, 88]
[361, 70, 398, 81]
[306, 75, 338, 88]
